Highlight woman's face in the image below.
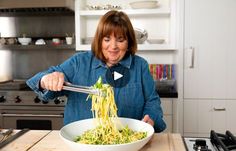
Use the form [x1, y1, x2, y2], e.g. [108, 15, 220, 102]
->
[102, 32, 128, 67]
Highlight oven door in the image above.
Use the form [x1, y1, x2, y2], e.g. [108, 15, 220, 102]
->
[0, 109, 64, 130]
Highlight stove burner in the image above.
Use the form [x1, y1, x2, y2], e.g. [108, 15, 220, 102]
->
[184, 130, 236, 151]
[193, 139, 211, 151]
[210, 130, 236, 151]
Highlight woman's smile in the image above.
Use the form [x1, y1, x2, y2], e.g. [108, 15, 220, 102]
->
[108, 50, 119, 57]
[102, 33, 128, 67]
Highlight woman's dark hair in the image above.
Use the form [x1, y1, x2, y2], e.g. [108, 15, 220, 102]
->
[91, 10, 137, 61]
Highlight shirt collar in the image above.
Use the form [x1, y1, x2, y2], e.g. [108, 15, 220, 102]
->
[92, 53, 132, 69]
[119, 54, 132, 69]
[92, 56, 106, 69]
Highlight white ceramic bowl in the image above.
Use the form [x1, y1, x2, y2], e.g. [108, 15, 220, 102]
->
[147, 39, 165, 44]
[130, 1, 159, 9]
[60, 117, 154, 151]
[18, 38, 32, 45]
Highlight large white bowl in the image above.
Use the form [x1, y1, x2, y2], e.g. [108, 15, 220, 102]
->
[59, 117, 154, 151]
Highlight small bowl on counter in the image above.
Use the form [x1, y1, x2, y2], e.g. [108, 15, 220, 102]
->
[18, 37, 32, 45]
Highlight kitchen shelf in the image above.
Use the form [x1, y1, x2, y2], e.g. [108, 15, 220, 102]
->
[0, 11, 74, 17]
[138, 44, 176, 51]
[75, 0, 177, 51]
[0, 44, 75, 50]
[76, 44, 176, 51]
[79, 8, 170, 17]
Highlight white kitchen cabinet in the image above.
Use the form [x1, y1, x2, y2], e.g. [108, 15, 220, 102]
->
[184, 99, 236, 137]
[183, 0, 236, 136]
[161, 98, 173, 132]
[184, 0, 236, 99]
[226, 100, 236, 134]
[75, 0, 177, 51]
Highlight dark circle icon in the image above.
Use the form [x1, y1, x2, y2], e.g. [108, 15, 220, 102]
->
[105, 64, 130, 88]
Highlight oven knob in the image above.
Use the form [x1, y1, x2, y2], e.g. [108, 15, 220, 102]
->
[15, 96, 22, 103]
[0, 96, 6, 103]
[34, 96, 41, 103]
[54, 98, 60, 104]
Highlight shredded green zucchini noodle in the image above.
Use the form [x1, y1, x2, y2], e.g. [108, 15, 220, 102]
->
[74, 77, 147, 145]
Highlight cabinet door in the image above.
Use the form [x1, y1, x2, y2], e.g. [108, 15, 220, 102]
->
[184, 0, 236, 99]
[184, 99, 227, 137]
[211, 100, 226, 133]
[226, 100, 236, 134]
[161, 98, 173, 132]
[184, 99, 211, 137]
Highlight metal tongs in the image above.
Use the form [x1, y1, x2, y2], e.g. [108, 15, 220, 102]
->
[62, 82, 101, 96]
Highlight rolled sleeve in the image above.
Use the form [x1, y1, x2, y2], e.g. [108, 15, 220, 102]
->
[26, 53, 82, 100]
[143, 91, 166, 132]
[26, 71, 58, 101]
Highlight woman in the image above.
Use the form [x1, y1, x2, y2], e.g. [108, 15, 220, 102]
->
[26, 10, 166, 132]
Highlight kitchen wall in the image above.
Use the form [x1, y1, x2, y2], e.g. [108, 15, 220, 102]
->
[0, 15, 76, 79]
[0, 16, 75, 37]
[12, 49, 75, 79]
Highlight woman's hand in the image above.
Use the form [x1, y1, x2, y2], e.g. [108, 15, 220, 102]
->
[40, 72, 65, 91]
[142, 115, 154, 126]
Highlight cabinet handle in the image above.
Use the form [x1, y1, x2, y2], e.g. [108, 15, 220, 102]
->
[186, 47, 195, 68]
[213, 107, 226, 111]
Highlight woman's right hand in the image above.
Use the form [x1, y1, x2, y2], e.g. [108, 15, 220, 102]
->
[40, 72, 65, 91]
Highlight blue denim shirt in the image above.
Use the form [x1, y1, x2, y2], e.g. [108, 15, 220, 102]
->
[26, 51, 166, 132]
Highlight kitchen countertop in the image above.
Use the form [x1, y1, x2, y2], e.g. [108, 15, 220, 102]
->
[1, 130, 186, 151]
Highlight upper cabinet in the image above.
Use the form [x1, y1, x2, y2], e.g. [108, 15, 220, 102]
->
[184, 0, 236, 99]
[75, 0, 177, 51]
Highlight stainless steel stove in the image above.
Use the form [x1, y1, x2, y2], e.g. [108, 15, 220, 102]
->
[184, 130, 236, 151]
[0, 80, 66, 130]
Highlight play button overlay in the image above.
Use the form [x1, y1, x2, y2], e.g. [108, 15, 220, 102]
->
[114, 71, 123, 80]
[105, 65, 130, 88]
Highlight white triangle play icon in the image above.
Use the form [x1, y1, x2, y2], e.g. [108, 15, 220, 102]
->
[114, 71, 123, 80]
